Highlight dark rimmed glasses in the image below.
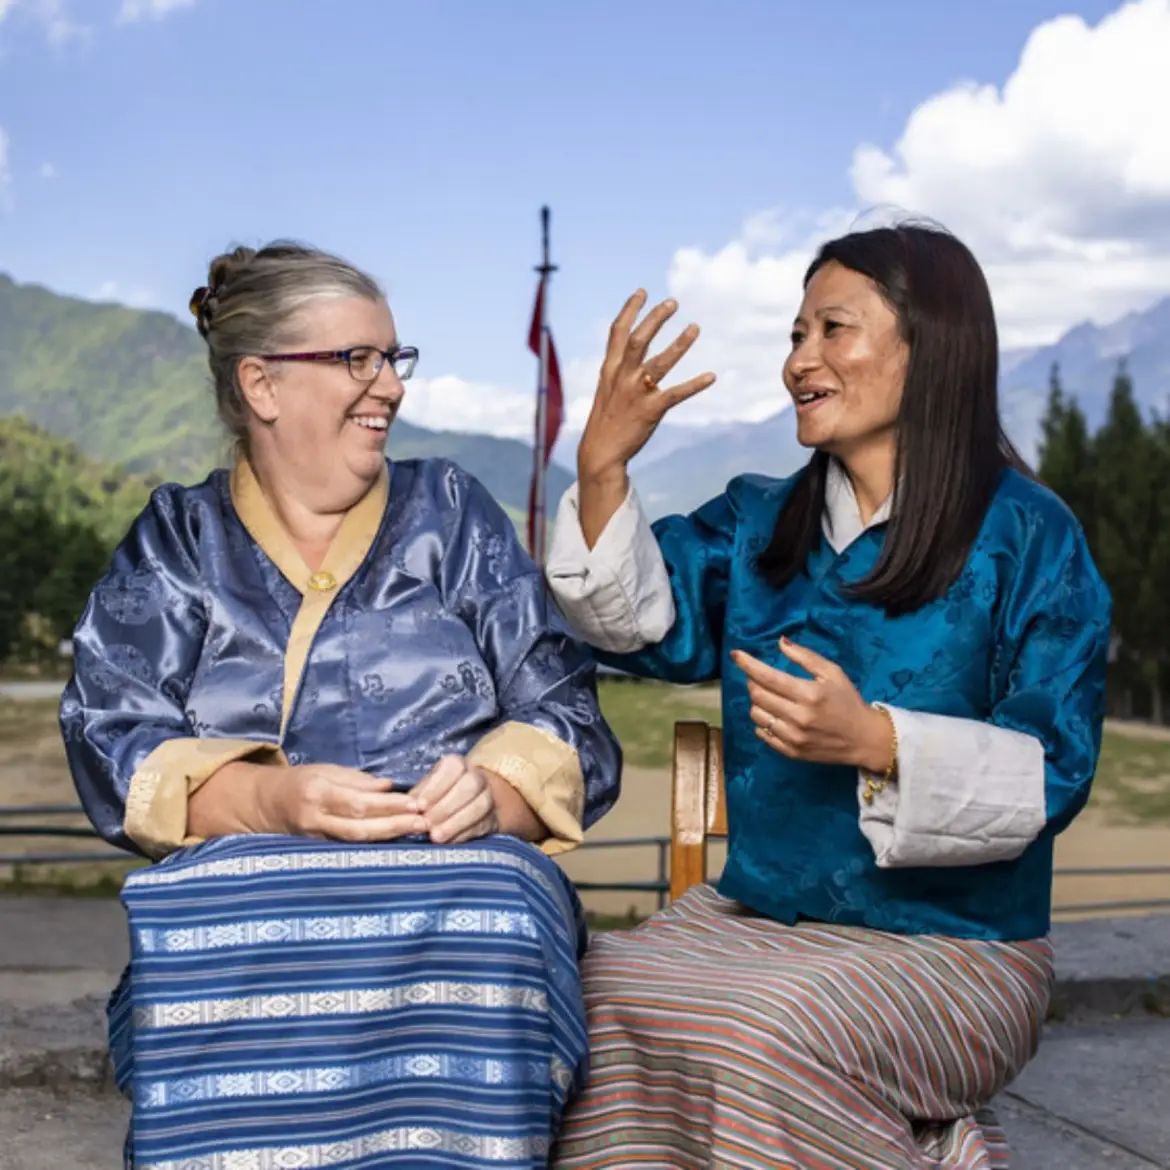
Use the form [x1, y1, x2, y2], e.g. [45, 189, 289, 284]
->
[259, 345, 419, 383]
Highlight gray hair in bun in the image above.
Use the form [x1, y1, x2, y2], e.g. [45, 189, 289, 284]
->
[190, 241, 383, 447]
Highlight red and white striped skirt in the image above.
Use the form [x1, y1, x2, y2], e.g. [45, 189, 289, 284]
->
[553, 885, 1052, 1169]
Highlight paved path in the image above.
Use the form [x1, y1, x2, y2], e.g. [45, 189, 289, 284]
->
[6, 1021, 1168, 1169]
[2, 1088, 129, 1170]
[1002, 1017, 1170, 1168]
[0, 681, 63, 702]
[2, 897, 1168, 1168]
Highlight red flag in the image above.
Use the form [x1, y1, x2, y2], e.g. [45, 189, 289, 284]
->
[527, 274, 563, 558]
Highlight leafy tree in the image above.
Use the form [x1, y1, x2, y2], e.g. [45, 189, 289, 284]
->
[1038, 362, 1095, 544]
[1136, 415, 1170, 722]
[0, 418, 152, 665]
[1091, 361, 1161, 716]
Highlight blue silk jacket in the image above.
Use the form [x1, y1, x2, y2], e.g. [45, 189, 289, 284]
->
[62, 458, 621, 855]
[601, 468, 1111, 939]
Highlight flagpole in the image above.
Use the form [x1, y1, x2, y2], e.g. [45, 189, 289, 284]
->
[532, 206, 558, 564]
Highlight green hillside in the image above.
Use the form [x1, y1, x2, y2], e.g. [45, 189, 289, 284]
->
[0, 274, 569, 664]
[0, 275, 223, 478]
[0, 415, 156, 542]
[0, 273, 570, 513]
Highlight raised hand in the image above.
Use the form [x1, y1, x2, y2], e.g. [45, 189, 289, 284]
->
[578, 290, 716, 483]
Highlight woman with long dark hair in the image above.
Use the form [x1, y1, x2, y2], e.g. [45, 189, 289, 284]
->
[546, 224, 1110, 1168]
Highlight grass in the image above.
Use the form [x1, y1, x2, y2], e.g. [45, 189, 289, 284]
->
[596, 677, 720, 769]
[1, 680, 1168, 901]
[0, 682, 722, 769]
[1092, 729, 1170, 822]
[584, 908, 647, 932]
[0, 862, 142, 897]
[7, 686, 1170, 821]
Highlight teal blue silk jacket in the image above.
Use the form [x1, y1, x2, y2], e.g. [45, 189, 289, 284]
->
[599, 468, 1111, 940]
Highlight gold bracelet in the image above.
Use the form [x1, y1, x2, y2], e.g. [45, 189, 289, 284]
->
[862, 703, 898, 805]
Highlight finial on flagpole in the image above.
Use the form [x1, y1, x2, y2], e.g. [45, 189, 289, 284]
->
[537, 205, 558, 276]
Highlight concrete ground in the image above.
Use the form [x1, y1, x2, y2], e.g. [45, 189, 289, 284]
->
[1, 897, 1168, 1169]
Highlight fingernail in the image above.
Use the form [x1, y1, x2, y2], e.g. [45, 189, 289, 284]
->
[665, 298, 678, 310]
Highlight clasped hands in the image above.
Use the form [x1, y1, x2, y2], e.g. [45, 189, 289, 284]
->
[732, 637, 892, 774]
[264, 754, 502, 845]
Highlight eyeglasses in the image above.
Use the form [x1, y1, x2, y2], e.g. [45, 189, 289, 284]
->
[259, 345, 419, 383]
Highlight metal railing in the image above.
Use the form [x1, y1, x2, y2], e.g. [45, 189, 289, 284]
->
[0, 804, 132, 864]
[3, 804, 1169, 915]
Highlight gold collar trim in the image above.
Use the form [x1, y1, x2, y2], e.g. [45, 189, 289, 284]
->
[229, 458, 390, 597]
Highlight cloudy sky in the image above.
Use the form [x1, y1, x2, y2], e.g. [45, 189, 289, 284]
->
[0, 0, 1165, 451]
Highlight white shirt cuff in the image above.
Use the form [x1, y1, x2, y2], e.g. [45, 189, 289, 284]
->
[546, 482, 676, 653]
[858, 706, 1047, 868]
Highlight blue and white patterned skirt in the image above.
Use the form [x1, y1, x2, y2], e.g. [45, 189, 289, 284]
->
[108, 833, 589, 1169]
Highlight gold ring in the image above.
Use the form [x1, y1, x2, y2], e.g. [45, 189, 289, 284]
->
[641, 371, 659, 391]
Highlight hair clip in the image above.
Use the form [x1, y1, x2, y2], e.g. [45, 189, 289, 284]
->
[189, 286, 211, 319]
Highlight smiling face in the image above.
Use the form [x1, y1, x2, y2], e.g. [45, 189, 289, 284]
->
[239, 295, 405, 508]
[783, 261, 909, 464]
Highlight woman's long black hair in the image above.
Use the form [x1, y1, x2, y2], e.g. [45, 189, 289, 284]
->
[756, 224, 1029, 616]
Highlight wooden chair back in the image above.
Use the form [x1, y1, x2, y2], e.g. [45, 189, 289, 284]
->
[669, 720, 726, 901]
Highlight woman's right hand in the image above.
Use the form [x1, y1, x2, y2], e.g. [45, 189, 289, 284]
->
[268, 765, 428, 841]
[191, 761, 428, 843]
[577, 290, 716, 484]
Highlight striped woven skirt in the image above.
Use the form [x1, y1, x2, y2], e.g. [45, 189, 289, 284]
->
[108, 833, 589, 1170]
[552, 885, 1053, 1169]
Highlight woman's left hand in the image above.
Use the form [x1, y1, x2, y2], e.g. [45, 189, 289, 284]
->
[412, 755, 500, 844]
[731, 638, 891, 772]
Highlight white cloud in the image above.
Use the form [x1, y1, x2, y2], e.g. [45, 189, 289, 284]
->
[0, 0, 194, 39]
[399, 373, 540, 442]
[30, 0, 84, 44]
[611, 0, 1170, 434]
[555, 208, 858, 432]
[0, 0, 195, 38]
[657, 209, 859, 426]
[397, 0, 1170, 437]
[0, 0, 87, 44]
[37, 160, 57, 179]
[118, 0, 195, 21]
[91, 280, 158, 309]
[850, 0, 1170, 347]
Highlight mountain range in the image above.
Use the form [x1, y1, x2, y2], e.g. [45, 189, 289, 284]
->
[0, 274, 569, 527]
[2, 272, 1167, 523]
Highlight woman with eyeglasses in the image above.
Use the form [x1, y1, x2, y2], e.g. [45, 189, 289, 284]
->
[61, 241, 621, 1169]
